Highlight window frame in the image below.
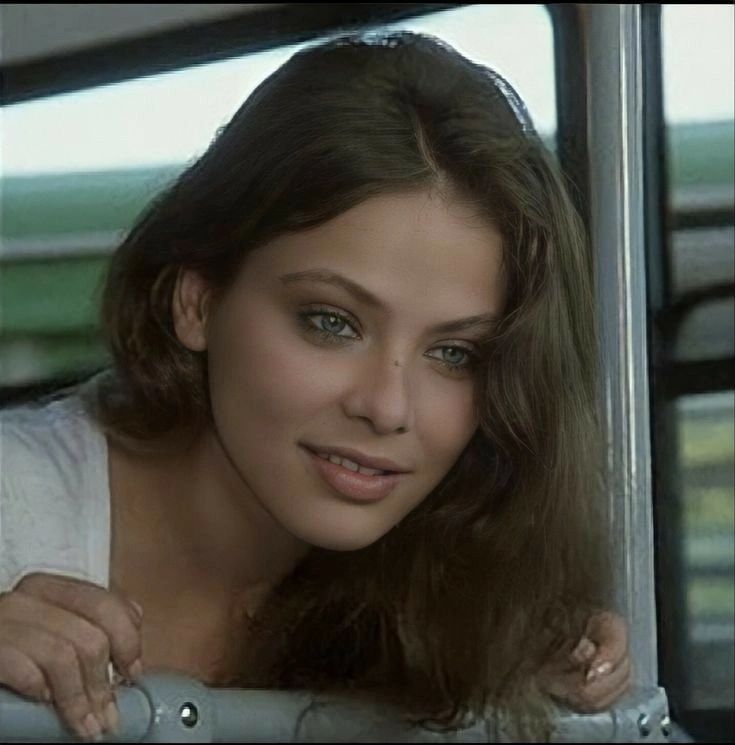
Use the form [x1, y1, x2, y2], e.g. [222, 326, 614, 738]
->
[1, 4, 460, 105]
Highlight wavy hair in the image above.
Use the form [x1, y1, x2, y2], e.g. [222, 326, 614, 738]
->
[94, 31, 613, 739]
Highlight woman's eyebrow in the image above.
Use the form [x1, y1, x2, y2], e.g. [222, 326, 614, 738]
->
[279, 269, 498, 334]
[281, 269, 381, 309]
[430, 313, 498, 335]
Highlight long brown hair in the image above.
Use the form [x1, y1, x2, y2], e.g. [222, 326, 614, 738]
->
[94, 31, 613, 739]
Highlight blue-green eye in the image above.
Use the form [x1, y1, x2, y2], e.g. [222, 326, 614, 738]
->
[426, 345, 477, 373]
[298, 308, 359, 342]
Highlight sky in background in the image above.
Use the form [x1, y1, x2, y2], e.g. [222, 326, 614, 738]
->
[1, 4, 733, 177]
[0, 5, 554, 176]
[662, 4, 734, 124]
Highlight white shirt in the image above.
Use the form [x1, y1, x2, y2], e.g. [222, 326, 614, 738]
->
[0, 374, 111, 593]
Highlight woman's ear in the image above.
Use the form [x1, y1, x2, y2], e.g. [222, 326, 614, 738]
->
[172, 268, 212, 352]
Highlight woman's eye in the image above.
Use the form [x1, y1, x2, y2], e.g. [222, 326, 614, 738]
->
[426, 345, 477, 372]
[298, 310, 360, 341]
[298, 311, 476, 373]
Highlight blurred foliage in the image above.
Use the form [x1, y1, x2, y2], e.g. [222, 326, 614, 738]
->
[684, 486, 735, 531]
[1, 166, 181, 239]
[688, 578, 735, 619]
[1, 257, 109, 334]
[668, 120, 735, 189]
[681, 415, 734, 466]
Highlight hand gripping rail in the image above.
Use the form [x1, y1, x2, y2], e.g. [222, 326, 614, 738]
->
[0, 673, 672, 742]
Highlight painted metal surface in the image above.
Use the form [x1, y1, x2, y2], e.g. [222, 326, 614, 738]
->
[0, 673, 672, 742]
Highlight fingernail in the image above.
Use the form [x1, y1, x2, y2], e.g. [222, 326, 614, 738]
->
[128, 658, 144, 680]
[130, 600, 144, 620]
[41, 686, 52, 703]
[82, 712, 103, 742]
[105, 700, 120, 734]
[586, 660, 612, 682]
[572, 637, 595, 663]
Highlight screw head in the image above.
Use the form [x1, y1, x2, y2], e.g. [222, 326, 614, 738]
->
[661, 715, 672, 737]
[180, 702, 199, 728]
[637, 713, 651, 737]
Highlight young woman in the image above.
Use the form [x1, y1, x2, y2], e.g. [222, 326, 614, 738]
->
[0, 31, 632, 742]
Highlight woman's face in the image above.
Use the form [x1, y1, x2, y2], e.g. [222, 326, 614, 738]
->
[179, 189, 506, 551]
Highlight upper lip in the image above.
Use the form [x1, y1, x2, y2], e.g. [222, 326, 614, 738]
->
[302, 444, 412, 474]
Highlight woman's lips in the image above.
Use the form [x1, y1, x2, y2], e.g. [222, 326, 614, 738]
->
[302, 446, 404, 502]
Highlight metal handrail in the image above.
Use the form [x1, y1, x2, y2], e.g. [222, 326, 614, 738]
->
[0, 673, 671, 743]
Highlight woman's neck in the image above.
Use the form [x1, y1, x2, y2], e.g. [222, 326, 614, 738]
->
[106, 426, 310, 681]
[107, 425, 310, 599]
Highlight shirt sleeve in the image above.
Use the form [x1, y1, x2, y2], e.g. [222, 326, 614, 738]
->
[0, 402, 107, 593]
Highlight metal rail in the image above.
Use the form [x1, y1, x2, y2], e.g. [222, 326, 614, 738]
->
[0, 673, 671, 742]
[586, 3, 660, 689]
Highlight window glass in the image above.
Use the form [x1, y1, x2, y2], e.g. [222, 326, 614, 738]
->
[672, 227, 735, 296]
[663, 6, 734, 212]
[0, 4, 556, 386]
[662, 3, 735, 716]
[677, 392, 735, 711]
[675, 298, 735, 362]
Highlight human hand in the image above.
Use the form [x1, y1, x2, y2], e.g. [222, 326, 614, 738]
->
[0, 572, 144, 741]
[538, 610, 633, 713]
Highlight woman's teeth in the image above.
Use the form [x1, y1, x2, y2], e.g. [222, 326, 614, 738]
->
[317, 452, 386, 476]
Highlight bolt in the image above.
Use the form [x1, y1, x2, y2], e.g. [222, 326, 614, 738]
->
[661, 715, 672, 738]
[180, 702, 199, 728]
[638, 712, 651, 737]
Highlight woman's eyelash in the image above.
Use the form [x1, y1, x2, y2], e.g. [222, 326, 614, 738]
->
[430, 346, 478, 372]
[427, 345, 481, 375]
[297, 308, 359, 343]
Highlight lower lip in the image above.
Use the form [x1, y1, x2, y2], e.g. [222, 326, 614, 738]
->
[301, 447, 404, 503]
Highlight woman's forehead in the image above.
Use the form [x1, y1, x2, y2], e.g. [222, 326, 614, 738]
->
[258, 192, 501, 274]
[240, 191, 506, 318]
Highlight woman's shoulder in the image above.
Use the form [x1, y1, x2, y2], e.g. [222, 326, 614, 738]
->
[0, 373, 111, 592]
[0, 372, 108, 492]
[0, 374, 101, 468]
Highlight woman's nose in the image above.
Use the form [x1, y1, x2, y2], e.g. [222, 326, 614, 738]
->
[341, 354, 414, 435]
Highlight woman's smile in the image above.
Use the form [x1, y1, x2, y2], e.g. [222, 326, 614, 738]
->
[300, 445, 406, 503]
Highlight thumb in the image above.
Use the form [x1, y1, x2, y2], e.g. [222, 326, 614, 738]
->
[585, 611, 628, 676]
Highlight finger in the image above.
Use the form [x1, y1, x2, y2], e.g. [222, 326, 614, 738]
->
[0, 642, 52, 703]
[7, 586, 132, 732]
[576, 663, 634, 713]
[0, 618, 103, 741]
[585, 647, 626, 683]
[588, 653, 630, 693]
[14, 573, 143, 678]
[16, 573, 143, 630]
[541, 654, 632, 713]
[574, 656, 633, 713]
[585, 611, 628, 667]
[569, 636, 598, 667]
[3, 588, 138, 735]
[67, 622, 119, 735]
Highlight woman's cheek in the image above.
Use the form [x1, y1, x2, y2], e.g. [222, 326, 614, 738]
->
[427, 382, 479, 461]
[208, 310, 342, 423]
